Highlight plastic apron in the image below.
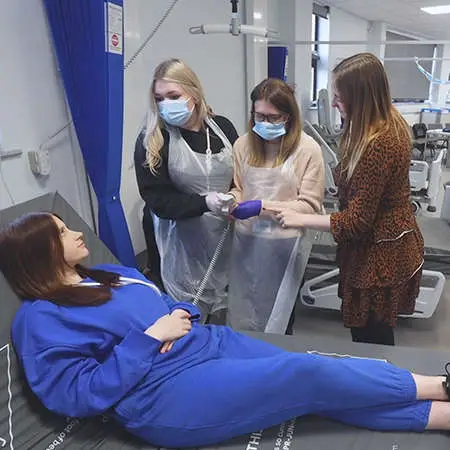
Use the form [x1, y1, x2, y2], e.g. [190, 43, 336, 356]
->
[152, 117, 233, 313]
[228, 152, 313, 333]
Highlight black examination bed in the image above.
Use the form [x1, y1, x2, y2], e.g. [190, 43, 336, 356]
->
[1, 192, 449, 449]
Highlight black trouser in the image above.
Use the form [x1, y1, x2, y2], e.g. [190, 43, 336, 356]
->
[142, 209, 165, 292]
[350, 313, 395, 346]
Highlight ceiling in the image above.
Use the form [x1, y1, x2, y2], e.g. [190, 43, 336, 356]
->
[320, 0, 450, 39]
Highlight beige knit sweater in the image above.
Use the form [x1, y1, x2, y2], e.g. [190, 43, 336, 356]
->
[229, 131, 325, 214]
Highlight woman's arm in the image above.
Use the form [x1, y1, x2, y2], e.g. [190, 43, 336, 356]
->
[16, 325, 162, 418]
[134, 131, 209, 220]
[276, 212, 331, 231]
[274, 143, 392, 242]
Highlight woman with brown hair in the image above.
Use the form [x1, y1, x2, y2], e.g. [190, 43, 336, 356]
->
[2, 212, 450, 448]
[273, 53, 424, 346]
[227, 78, 325, 333]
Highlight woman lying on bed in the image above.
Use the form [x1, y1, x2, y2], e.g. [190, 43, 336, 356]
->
[1, 212, 450, 448]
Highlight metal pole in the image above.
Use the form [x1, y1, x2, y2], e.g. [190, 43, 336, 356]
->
[384, 57, 450, 61]
[287, 40, 450, 46]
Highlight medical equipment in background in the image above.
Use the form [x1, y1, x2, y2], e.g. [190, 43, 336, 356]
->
[303, 120, 339, 199]
[316, 88, 447, 214]
[442, 182, 450, 223]
[189, 0, 277, 38]
[409, 148, 446, 213]
[300, 267, 445, 319]
[415, 57, 450, 86]
[316, 89, 342, 152]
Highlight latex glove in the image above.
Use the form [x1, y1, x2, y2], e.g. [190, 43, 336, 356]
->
[205, 192, 235, 215]
[217, 193, 236, 215]
[205, 192, 223, 214]
[231, 200, 262, 220]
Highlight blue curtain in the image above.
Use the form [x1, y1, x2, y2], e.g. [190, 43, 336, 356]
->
[268, 46, 288, 81]
[44, 0, 135, 266]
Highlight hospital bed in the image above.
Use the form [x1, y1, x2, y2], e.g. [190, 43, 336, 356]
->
[1, 192, 450, 449]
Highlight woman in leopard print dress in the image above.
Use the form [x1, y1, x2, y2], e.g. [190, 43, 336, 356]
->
[272, 53, 424, 346]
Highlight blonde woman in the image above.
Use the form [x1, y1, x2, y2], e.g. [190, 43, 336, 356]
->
[227, 78, 325, 333]
[134, 58, 238, 322]
[274, 53, 424, 345]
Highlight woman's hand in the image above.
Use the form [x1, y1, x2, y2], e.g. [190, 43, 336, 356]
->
[273, 208, 331, 232]
[159, 309, 193, 353]
[170, 308, 192, 320]
[145, 309, 192, 348]
[273, 208, 306, 229]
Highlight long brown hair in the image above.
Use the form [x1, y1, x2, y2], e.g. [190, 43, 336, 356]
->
[248, 78, 302, 167]
[145, 58, 213, 173]
[0, 212, 120, 306]
[333, 52, 411, 180]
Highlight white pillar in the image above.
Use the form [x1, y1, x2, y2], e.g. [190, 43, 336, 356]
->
[293, 0, 314, 116]
[244, 0, 269, 113]
[277, 0, 296, 85]
[367, 21, 386, 60]
[245, 0, 313, 118]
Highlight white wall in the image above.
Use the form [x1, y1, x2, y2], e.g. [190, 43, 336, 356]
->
[394, 104, 421, 125]
[313, 7, 369, 125]
[0, 0, 90, 221]
[328, 8, 369, 83]
[122, 0, 247, 253]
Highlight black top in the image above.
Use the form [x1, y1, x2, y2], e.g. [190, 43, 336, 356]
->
[134, 115, 239, 220]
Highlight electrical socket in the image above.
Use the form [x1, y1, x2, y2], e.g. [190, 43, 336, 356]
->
[28, 149, 51, 177]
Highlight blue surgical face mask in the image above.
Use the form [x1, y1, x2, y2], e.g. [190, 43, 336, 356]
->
[158, 97, 193, 127]
[252, 120, 286, 141]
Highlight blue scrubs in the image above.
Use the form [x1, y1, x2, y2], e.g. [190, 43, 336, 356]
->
[11, 264, 431, 448]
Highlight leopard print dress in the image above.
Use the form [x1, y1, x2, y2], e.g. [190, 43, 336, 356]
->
[330, 130, 424, 328]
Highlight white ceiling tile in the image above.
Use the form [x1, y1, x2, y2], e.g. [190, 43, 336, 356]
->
[323, 0, 450, 39]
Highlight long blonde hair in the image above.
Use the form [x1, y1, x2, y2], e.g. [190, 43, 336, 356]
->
[248, 78, 302, 167]
[144, 58, 212, 173]
[333, 53, 411, 180]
